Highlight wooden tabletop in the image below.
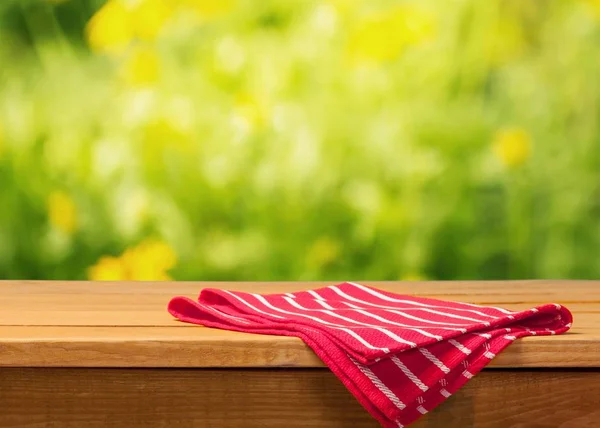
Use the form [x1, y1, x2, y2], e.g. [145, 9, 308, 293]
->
[0, 280, 598, 368]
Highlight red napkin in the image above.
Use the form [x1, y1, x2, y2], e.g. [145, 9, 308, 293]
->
[167, 282, 572, 427]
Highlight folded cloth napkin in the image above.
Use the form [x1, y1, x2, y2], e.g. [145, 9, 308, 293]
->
[167, 281, 573, 427]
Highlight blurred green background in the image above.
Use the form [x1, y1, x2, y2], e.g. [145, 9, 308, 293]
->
[0, 0, 599, 282]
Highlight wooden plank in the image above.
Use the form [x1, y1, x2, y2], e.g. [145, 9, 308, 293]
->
[0, 306, 596, 327]
[0, 310, 176, 326]
[0, 326, 598, 368]
[1, 280, 598, 327]
[1, 368, 599, 428]
[2, 300, 599, 315]
[0, 326, 322, 368]
[0, 308, 597, 326]
[1, 280, 599, 303]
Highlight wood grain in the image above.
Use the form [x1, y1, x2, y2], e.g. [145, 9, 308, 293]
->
[1, 368, 599, 428]
[0, 326, 597, 368]
[0, 280, 598, 368]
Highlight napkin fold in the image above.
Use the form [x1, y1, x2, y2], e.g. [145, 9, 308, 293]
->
[168, 282, 572, 427]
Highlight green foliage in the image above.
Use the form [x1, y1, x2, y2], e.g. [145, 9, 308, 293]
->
[0, 0, 599, 281]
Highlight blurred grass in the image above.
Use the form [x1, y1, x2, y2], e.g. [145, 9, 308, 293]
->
[0, 0, 599, 281]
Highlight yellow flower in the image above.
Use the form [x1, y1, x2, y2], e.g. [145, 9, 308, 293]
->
[348, 5, 436, 62]
[306, 237, 340, 269]
[88, 256, 128, 281]
[132, 0, 174, 41]
[86, 0, 134, 54]
[122, 239, 177, 280]
[492, 127, 532, 168]
[86, 0, 174, 54]
[48, 191, 78, 235]
[120, 46, 160, 86]
[88, 238, 177, 281]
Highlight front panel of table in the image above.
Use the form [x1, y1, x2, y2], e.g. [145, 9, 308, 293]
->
[1, 367, 599, 428]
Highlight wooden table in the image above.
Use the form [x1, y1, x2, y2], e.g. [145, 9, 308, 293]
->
[1, 280, 599, 427]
